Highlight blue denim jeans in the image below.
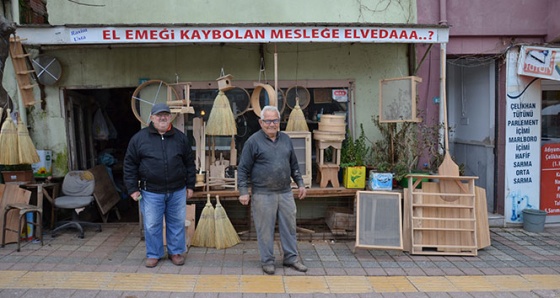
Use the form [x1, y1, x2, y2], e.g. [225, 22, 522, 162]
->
[140, 188, 186, 259]
[251, 191, 299, 266]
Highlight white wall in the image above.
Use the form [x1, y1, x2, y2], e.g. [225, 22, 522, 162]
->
[46, 0, 416, 25]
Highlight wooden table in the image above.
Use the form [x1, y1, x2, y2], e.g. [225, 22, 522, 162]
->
[21, 182, 60, 229]
[190, 186, 357, 200]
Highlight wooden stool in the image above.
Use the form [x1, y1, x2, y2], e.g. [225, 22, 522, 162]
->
[317, 164, 340, 188]
[315, 139, 343, 166]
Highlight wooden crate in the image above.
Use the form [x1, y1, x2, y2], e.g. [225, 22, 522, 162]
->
[325, 207, 356, 234]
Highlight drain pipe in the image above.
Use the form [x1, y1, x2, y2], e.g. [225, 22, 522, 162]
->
[439, 0, 448, 25]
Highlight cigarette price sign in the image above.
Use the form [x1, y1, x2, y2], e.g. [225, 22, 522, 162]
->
[541, 143, 560, 216]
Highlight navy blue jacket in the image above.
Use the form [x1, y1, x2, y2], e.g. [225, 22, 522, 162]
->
[124, 122, 196, 194]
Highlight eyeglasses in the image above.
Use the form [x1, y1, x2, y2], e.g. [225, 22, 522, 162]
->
[262, 119, 280, 125]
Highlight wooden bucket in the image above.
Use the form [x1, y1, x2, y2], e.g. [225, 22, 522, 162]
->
[319, 115, 346, 133]
[318, 122, 346, 133]
[320, 115, 345, 124]
[312, 130, 345, 141]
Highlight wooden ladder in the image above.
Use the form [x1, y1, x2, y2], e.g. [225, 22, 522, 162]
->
[9, 36, 36, 107]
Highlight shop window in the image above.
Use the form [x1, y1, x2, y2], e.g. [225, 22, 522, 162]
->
[542, 81, 560, 143]
[186, 81, 351, 170]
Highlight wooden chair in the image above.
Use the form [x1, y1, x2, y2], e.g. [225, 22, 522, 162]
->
[1, 184, 41, 252]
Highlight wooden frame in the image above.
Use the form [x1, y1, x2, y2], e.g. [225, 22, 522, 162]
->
[355, 190, 403, 250]
[284, 131, 312, 188]
[379, 76, 422, 123]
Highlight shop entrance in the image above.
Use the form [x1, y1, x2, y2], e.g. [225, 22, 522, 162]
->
[64, 87, 140, 222]
[62, 82, 352, 225]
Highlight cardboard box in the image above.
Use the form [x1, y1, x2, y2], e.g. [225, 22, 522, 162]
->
[343, 166, 366, 189]
[369, 172, 393, 190]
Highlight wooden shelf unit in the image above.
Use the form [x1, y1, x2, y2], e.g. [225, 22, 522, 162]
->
[9, 37, 36, 107]
[407, 175, 478, 256]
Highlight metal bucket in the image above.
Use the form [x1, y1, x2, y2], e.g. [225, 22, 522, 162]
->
[522, 209, 547, 233]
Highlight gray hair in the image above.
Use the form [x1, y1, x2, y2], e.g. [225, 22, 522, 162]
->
[260, 105, 280, 119]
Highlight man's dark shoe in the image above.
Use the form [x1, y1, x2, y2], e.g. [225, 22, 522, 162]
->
[145, 258, 159, 268]
[262, 264, 275, 275]
[283, 261, 307, 272]
[168, 254, 185, 266]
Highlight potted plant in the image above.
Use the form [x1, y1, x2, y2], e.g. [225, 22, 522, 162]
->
[0, 163, 34, 183]
[340, 124, 369, 189]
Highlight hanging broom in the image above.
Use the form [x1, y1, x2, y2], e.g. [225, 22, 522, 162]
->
[214, 195, 240, 249]
[191, 194, 215, 248]
[0, 109, 20, 165]
[17, 114, 40, 164]
[205, 91, 237, 136]
[285, 97, 309, 132]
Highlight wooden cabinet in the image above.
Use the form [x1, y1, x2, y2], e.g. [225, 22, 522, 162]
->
[284, 131, 312, 188]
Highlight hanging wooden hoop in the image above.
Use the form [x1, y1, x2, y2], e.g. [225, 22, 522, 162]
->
[250, 83, 277, 116]
[224, 87, 251, 117]
[286, 85, 310, 110]
[131, 80, 179, 126]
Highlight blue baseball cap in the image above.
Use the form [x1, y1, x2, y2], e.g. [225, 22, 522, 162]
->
[151, 103, 170, 115]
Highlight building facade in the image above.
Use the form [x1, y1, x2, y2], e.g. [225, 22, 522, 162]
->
[416, 0, 560, 223]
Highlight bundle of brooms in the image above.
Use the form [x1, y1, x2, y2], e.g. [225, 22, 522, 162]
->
[0, 109, 20, 165]
[17, 114, 40, 164]
[191, 194, 215, 248]
[285, 97, 309, 132]
[205, 91, 237, 136]
[214, 195, 240, 249]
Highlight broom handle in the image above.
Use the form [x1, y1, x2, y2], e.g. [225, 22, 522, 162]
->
[274, 43, 278, 107]
[440, 44, 450, 154]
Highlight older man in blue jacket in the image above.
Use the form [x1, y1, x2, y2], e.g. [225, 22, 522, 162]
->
[124, 103, 196, 268]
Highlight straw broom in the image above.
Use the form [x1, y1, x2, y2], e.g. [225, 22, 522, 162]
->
[214, 195, 240, 249]
[191, 193, 215, 248]
[17, 114, 40, 164]
[0, 109, 20, 165]
[205, 91, 237, 136]
[285, 98, 309, 132]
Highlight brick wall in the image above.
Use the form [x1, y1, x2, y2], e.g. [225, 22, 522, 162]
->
[20, 0, 47, 24]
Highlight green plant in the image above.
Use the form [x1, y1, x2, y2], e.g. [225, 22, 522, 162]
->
[368, 115, 443, 183]
[0, 164, 33, 171]
[340, 124, 370, 168]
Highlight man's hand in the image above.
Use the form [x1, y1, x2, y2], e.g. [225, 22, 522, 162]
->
[239, 194, 250, 205]
[297, 186, 307, 200]
[187, 189, 194, 199]
[131, 191, 141, 201]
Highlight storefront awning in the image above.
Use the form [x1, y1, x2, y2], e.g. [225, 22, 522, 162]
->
[15, 24, 449, 46]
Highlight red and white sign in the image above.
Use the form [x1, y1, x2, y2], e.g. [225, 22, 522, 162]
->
[518, 46, 560, 81]
[332, 89, 348, 102]
[17, 26, 448, 45]
[541, 144, 560, 216]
